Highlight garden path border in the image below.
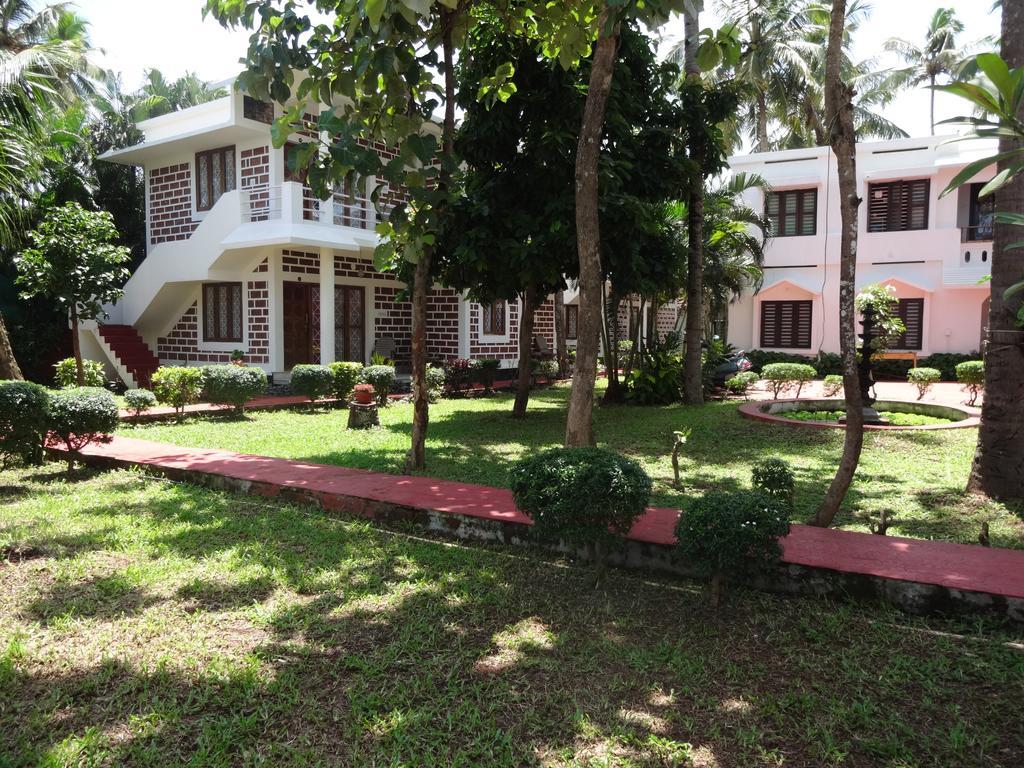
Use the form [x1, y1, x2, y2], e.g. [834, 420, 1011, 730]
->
[48, 435, 1024, 623]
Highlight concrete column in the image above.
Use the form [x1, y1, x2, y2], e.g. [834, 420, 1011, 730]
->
[268, 252, 284, 372]
[281, 181, 303, 224]
[320, 249, 335, 365]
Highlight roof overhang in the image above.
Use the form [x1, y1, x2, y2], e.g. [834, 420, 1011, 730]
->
[101, 122, 271, 166]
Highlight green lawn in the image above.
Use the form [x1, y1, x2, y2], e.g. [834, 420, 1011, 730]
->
[1, 465, 1022, 767]
[124, 382, 1024, 549]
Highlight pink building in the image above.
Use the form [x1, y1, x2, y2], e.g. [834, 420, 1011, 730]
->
[726, 136, 996, 358]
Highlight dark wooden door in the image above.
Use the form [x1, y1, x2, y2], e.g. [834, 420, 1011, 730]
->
[334, 285, 365, 362]
[283, 281, 313, 369]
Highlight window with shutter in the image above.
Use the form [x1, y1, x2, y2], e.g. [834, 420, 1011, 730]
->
[892, 298, 924, 350]
[765, 189, 817, 237]
[202, 283, 244, 342]
[760, 300, 812, 349]
[195, 146, 236, 212]
[867, 180, 929, 232]
[565, 305, 578, 340]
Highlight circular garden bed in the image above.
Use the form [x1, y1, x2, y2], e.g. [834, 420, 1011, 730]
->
[739, 398, 979, 431]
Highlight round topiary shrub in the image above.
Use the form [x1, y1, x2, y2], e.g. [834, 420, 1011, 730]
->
[361, 365, 396, 406]
[725, 370, 758, 396]
[821, 374, 844, 398]
[955, 360, 984, 406]
[48, 387, 120, 468]
[424, 365, 446, 403]
[123, 388, 156, 419]
[751, 457, 795, 509]
[0, 380, 50, 466]
[290, 364, 335, 404]
[329, 361, 364, 401]
[54, 357, 105, 388]
[152, 366, 204, 420]
[907, 367, 941, 401]
[674, 491, 790, 607]
[510, 447, 652, 556]
[202, 365, 268, 414]
[761, 362, 817, 398]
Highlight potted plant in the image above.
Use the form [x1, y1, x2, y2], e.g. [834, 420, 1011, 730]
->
[230, 350, 246, 366]
[352, 383, 375, 405]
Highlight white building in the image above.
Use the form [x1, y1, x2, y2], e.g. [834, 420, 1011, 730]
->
[726, 136, 996, 358]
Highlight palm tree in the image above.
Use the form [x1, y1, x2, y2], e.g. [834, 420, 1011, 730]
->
[883, 7, 977, 134]
[0, 0, 94, 378]
[131, 69, 227, 121]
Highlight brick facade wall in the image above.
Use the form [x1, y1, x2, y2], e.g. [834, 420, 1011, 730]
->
[149, 162, 197, 245]
[241, 146, 271, 221]
[156, 267, 270, 365]
[426, 289, 460, 360]
[282, 249, 320, 276]
[469, 301, 521, 361]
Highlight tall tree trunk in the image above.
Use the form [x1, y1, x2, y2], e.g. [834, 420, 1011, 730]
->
[554, 289, 568, 378]
[682, 1, 705, 405]
[0, 313, 23, 380]
[967, 0, 1024, 499]
[813, 0, 864, 527]
[565, 9, 619, 447]
[929, 74, 936, 136]
[756, 95, 769, 153]
[70, 304, 84, 386]
[603, 289, 625, 403]
[513, 285, 539, 418]
[406, 8, 457, 471]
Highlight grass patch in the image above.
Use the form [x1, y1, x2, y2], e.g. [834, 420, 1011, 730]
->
[124, 382, 1024, 549]
[1, 464, 1022, 766]
[780, 410, 953, 426]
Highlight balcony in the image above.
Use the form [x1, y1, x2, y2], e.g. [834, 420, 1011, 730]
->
[961, 224, 995, 242]
[944, 240, 993, 287]
[240, 181, 391, 230]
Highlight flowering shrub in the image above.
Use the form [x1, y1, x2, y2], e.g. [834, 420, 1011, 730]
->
[444, 358, 476, 394]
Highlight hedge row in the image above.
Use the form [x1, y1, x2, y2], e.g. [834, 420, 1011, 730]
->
[746, 349, 979, 382]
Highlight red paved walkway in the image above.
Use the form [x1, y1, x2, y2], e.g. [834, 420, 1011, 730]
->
[64, 436, 1024, 601]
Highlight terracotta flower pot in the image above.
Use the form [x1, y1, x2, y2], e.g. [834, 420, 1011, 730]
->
[352, 385, 375, 405]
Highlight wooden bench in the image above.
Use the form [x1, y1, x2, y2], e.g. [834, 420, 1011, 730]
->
[878, 351, 918, 368]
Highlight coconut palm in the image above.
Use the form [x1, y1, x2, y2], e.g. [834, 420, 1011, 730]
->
[883, 7, 978, 134]
[131, 69, 227, 121]
[0, 0, 94, 378]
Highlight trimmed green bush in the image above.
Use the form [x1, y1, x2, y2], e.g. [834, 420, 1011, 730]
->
[152, 366, 204, 419]
[0, 380, 50, 466]
[822, 374, 844, 398]
[424, 365, 446, 403]
[751, 458, 795, 509]
[290, 364, 334, 404]
[956, 360, 984, 406]
[760, 362, 817, 398]
[674, 491, 790, 607]
[725, 370, 758, 396]
[361, 365, 396, 406]
[907, 367, 941, 401]
[202, 365, 267, 414]
[54, 357, 105, 388]
[531, 358, 559, 382]
[747, 350, 842, 377]
[328, 361, 364, 401]
[123, 388, 156, 418]
[510, 447, 652, 551]
[48, 387, 120, 467]
[477, 358, 501, 391]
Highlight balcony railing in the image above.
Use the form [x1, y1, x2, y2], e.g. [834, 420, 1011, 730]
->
[961, 224, 994, 242]
[240, 181, 391, 230]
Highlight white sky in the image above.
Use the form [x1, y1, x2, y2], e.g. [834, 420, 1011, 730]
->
[76, 0, 999, 142]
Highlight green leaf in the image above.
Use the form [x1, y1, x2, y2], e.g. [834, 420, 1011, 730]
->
[366, 0, 386, 31]
[940, 148, 1024, 196]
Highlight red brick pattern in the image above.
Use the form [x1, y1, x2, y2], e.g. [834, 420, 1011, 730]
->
[156, 273, 270, 365]
[282, 249, 320, 276]
[534, 297, 556, 353]
[335, 253, 396, 281]
[373, 285, 413, 362]
[149, 163, 197, 245]
[470, 301, 521, 361]
[656, 303, 680, 340]
[427, 289, 460, 360]
[241, 146, 271, 221]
